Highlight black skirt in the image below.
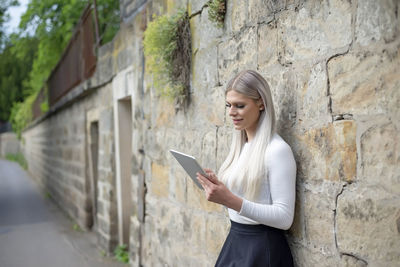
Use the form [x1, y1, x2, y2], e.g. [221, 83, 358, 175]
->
[215, 220, 294, 267]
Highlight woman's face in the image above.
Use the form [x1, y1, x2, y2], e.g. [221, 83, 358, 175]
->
[226, 90, 263, 138]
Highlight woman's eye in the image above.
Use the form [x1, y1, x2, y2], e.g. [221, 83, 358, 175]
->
[236, 105, 245, 109]
[225, 103, 231, 108]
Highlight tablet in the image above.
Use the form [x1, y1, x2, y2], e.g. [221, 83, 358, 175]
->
[169, 149, 207, 190]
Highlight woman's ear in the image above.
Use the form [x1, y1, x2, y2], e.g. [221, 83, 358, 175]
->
[258, 99, 265, 111]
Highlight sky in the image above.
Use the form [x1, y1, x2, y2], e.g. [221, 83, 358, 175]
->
[4, 0, 29, 34]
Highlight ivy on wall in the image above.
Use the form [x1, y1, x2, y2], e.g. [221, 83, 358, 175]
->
[208, 0, 226, 28]
[143, 9, 192, 108]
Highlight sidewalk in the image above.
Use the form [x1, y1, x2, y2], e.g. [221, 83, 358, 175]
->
[0, 159, 126, 267]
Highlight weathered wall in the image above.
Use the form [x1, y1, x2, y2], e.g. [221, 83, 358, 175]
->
[21, 0, 399, 266]
[21, 40, 123, 252]
[125, 0, 400, 266]
[0, 132, 20, 157]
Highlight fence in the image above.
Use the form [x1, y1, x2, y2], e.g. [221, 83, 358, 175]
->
[47, 5, 97, 107]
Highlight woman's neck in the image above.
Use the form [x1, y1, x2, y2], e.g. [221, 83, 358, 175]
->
[245, 130, 256, 142]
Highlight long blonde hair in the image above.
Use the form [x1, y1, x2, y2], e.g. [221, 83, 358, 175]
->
[218, 70, 276, 201]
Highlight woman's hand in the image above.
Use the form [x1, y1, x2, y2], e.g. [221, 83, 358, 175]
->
[196, 169, 243, 212]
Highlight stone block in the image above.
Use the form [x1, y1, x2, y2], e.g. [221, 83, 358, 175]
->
[216, 125, 232, 170]
[192, 47, 219, 92]
[290, 243, 340, 267]
[154, 98, 175, 128]
[300, 121, 357, 182]
[170, 165, 187, 203]
[355, 0, 398, 46]
[303, 190, 336, 255]
[288, 187, 304, 240]
[259, 66, 297, 132]
[188, 0, 209, 15]
[129, 216, 141, 266]
[186, 212, 207, 247]
[328, 50, 400, 116]
[121, 0, 147, 22]
[186, 177, 224, 213]
[336, 184, 400, 265]
[258, 22, 278, 69]
[150, 162, 170, 198]
[100, 108, 114, 132]
[278, 0, 351, 63]
[248, 0, 283, 24]
[189, 86, 225, 129]
[225, 0, 248, 33]
[190, 6, 223, 52]
[360, 122, 400, 193]
[218, 27, 258, 84]
[340, 254, 368, 267]
[297, 63, 331, 126]
[200, 130, 218, 171]
[205, 216, 230, 255]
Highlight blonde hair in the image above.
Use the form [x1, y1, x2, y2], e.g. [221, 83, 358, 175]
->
[218, 70, 276, 201]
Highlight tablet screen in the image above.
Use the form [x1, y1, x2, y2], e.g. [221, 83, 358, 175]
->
[170, 149, 207, 190]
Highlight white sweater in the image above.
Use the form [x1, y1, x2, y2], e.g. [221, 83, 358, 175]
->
[227, 134, 296, 230]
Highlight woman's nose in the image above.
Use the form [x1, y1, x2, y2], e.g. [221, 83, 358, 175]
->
[228, 107, 236, 116]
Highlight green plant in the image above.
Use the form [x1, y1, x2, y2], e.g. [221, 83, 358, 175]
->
[9, 92, 36, 139]
[44, 191, 52, 199]
[143, 9, 191, 106]
[9, 86, 48, 139]
[114, 244, 129, 264]
[5, 153, 28, 170]
[72, 223, 82, 232]
[208, 0, 226, 28]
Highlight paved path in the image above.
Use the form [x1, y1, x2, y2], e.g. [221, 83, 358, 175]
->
[0, 159, 125, 267]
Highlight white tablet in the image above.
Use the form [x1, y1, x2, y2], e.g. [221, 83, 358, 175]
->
[170, 149, 207, 190]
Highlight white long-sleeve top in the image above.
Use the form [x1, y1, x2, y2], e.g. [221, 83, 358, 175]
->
[227, 134, 296, 230]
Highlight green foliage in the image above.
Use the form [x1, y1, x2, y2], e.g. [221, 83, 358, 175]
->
[9, 92, 36, 138]
[5, 152, 28, 170]
[208, 0, 226, 28]
[0, 0, 18, 48]
[0, 36, 38, 121]
[72, 223, 82, 232]
[40, 100, 49, 113]
[96, 0, 120, 44]
[19, 0, 87, 94]
[44, 191, 51, 199]
[114, 244, 129, 264]
[143, 9, 190, 102]
[3, 0, 120, 135]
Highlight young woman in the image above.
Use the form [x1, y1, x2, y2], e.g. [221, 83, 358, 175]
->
[196, 70, 296, 266]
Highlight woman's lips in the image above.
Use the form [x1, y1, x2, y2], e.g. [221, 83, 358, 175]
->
[233, 119, 242, 125]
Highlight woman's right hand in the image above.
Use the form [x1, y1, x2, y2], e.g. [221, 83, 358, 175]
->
[196, 169, 243, 211]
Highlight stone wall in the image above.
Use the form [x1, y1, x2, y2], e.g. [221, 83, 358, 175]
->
[126, 0, 400, 266]
[0, 132, 20, 157]
[21, 39, 125, 252]
[20, 0, 400, 266]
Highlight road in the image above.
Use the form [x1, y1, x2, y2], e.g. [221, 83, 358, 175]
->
[0, 159, 125, 267]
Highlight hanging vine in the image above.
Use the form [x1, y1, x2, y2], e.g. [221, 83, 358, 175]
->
[143, 9, 192, 108]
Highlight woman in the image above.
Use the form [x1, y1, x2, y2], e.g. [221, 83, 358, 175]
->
[196, 70, 296, 267]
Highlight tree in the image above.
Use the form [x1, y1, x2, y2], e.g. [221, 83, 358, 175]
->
[0, 36, 38, 121]
[5, 0, 120, 136]
[0, 0, 18, 49]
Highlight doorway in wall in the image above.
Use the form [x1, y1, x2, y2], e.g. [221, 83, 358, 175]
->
[88, 121, 99, 230]
[116, 97, 133, 247]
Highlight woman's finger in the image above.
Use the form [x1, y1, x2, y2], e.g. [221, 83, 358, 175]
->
[196, 176, 206, 189]
[207, 172, 219, 184]
[197, 173, 212, 188]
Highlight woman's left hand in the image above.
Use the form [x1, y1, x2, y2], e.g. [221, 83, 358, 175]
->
[196, 169, 243, 211]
